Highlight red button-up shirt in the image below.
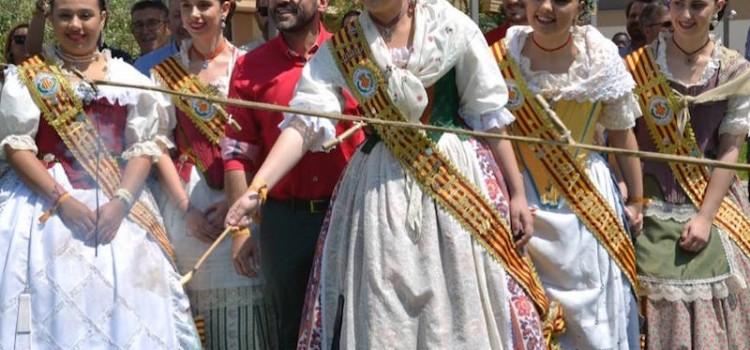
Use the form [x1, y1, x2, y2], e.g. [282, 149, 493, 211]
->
[224, 26, 363, 200]
[484, 22, 511, 46]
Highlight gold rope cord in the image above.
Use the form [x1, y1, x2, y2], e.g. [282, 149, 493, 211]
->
[492, 41, 640, 297]
[331, 22, 565, 347]
[625, 47, 750, 259]
[18, 56, 175, 261]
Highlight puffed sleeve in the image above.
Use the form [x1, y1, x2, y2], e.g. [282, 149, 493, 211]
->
[0, 66, 41, 159]
[281, 42, 348, 151]
[121, 90, 164, 163]
[150, 74, 177, 150]
[454, 26, 515, 131]
[598, 93, 641, 130]
[719, 95, 750, 136]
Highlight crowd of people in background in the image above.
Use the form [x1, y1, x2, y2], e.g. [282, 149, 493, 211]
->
[1, 0, 750, 349]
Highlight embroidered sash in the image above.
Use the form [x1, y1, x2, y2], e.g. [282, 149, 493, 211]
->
[152, 56, 235, 145]
[18, 56, 176, 261]
[491, 41, 639, 295]
[625, 47, 750, 259]
[331, 22, 565, 347]
[152, 56, 237, 188]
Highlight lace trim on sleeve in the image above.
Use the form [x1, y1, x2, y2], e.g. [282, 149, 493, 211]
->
[153, 135, 175, 150]
[279, 115, 336, 152]
[0, 135, 38, 157]
[462, 109, 515, 131]
[598, 93, 640, 130]
[121, 141, 162, 163]
[719, 95, 750, 136]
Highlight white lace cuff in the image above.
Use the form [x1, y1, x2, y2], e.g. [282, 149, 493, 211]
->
[463, 109, 515, 131]
[121, 141, 163, 163]
[0, 135, 38, 158]
[599, 94, 640, 130]
[279, 114, 336, 152]
[154, 135, 175, 150]
[719, 96, 750, 136]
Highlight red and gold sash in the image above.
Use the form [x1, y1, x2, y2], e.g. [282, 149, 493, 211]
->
[18, 56, 175, 261]
[331, 22, 565, 347]
[625, 47, 750, 259]
[152, 56, 236, 145]
[491, 41, 640, 295]
[153, 57, 239, 189]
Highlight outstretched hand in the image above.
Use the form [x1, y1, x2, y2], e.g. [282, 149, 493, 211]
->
[225, 192, 261, 228]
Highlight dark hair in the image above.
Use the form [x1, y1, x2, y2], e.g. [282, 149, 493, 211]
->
[340, 9, 361, 27]
[704, 0, 729, 31]
[222, 0, 237, 23]
[638, 3, 667, 25]
[131, 0, 168, 17]
[612, 32, 630, 40]
[4, 23, 28, 64]
[49, 0, 107, 12]
[625, 0, 659, 17]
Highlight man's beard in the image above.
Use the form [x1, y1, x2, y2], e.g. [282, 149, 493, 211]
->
[273, 3, 316, 33]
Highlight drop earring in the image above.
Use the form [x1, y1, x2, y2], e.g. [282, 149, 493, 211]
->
[710, 13, 719, 29]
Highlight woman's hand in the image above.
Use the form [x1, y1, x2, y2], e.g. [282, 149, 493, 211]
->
[624, 203, 644, 235]
[94, 199, 129, 244]
[225, 192, 261, 228]
[509, 196, 534, 248]
[58, 196, 97, 237]
[185, 206, 222, 244]
[205, 200, 228, 233]
[680, 214, 712, 253]
[231, 233, 260, 277]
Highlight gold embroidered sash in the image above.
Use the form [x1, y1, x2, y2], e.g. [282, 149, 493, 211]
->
[492, 41, 639, 295]
[152, 56, 236, 145]
[625, 47, 750, 259]
[331, 22, 565, 347]
[18, 56, 175, 261]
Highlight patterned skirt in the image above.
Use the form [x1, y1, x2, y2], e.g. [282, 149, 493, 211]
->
[296, 137, 546, 349]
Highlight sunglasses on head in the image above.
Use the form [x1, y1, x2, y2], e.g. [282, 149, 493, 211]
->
[12, 35, 26, 45]
[649, 21, 672, 29]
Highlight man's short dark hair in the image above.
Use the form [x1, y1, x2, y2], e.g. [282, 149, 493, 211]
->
[131, 0, 169, 18]
[626, 0, 659, 17]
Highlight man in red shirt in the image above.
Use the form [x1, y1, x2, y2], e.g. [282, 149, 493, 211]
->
[222, 0, 363, 348]
[484, 0, 527, 46]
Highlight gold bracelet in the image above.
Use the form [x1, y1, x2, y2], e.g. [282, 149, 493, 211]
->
[39, 192, 71, 224]
[231, 227, 252, 239]
[626, 196, 650, 206]
[246, 179, 268, 206]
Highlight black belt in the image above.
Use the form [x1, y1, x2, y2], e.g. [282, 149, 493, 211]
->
[270, 197, 330, 214]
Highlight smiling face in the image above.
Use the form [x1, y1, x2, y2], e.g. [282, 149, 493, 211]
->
[9, 26, 29, 64]
[526, 0, 580, 38]
[668, 0, 724, 38]
[50, 0, 106, 57]
[179, 0, 229, 41]
[131, 7, 170, 54]
[504, 0, 528, 25]
[269, 0, 323, 34]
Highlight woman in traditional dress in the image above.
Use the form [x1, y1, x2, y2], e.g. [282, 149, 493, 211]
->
[226, 0, 564, 348]
[494, 0, 644, 348]
[0, 0, 201, 348]
[149, 0, 274, 348]
[624, 0, 750, 348]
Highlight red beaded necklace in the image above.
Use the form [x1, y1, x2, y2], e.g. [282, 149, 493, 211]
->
[531, 32, 573, 52]
[190, 38, 227, 69]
